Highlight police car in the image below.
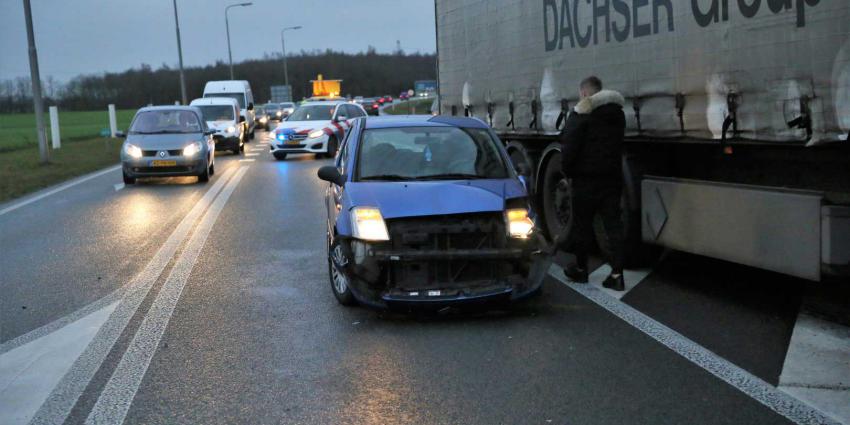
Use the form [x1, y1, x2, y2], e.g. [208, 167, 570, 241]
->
[269, 100, 367, 160]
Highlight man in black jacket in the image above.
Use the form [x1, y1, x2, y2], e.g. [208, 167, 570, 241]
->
[559, 76, 626, 290]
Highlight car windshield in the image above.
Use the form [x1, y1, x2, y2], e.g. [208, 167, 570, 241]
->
[281, 103, 295, 108]
[204, 93, 245, 109]
[357, 126, 509, 181]
[197, 105, 234, 122]
[287, 105, 334, 121]
[129, 110, 202, 134]
[264, 104, 279, 112]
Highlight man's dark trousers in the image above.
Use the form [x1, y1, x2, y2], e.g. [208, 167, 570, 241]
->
[570, 177, 624, 274]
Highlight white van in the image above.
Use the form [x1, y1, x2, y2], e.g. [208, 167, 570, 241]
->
[189, 97, 244, 155]
[203, 80, 256, 139]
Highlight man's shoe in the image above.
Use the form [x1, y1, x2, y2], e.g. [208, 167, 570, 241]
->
[603, 274, 625, 291]
[564, 265, 588, 283]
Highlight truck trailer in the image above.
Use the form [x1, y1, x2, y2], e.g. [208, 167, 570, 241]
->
[434, 0, 850, 281]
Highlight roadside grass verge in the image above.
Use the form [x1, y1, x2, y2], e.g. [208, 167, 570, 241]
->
[383, 98, 436, 115]
[0, 109, 135, 152]
[0, 138, 121, 203]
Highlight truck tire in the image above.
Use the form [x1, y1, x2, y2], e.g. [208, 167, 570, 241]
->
[539, 152, 572, 241]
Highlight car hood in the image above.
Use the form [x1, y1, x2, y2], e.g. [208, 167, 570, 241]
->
[345, 179, 526, 219]
[206, 120, 235, 130]
[274, 120, 329, 134]
[125, 133, 202, 150]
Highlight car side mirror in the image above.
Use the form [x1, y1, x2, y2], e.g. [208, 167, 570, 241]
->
[239, 116, 246, 123]
[115, 131, 126, 138]
[335, 115, 348, 122]
[247, 103, 254, 111]
[204, 130, 215, 136]
[317, 165, 345, 187]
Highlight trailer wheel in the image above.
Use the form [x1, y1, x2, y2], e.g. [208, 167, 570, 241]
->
[540, 152, 572, 241]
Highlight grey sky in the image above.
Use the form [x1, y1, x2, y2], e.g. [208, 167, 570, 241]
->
[0, 0, 436, 81]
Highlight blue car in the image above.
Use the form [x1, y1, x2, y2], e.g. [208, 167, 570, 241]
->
[317, 115, 542, 309]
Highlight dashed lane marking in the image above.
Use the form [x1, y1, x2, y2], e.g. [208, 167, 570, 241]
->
[245, 153, 259, 157]
[113, 183, 125, 192]
[86, 167, 249, 425]
[239, 159, 255, 162]
[549, 265, 840, 425]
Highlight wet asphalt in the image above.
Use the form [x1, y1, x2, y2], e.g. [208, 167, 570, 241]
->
[0, 126, 823, 424]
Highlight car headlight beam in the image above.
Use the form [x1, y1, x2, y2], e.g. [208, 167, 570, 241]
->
[351, 207, 390, 241]
[506, 208, 533, 239]
[124, 143, 142, 159]
[182, 141, 202, 157]
[308, 129, 325, 139]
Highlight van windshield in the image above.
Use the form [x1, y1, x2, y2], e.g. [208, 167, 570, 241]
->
[205, 93, 245, 109]
[197, 105, 235, 122]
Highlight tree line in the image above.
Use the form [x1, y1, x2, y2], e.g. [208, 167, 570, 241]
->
[0, 49, 436, 113]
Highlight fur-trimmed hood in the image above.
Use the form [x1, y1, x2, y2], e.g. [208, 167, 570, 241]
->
[574, 89, 625, 114]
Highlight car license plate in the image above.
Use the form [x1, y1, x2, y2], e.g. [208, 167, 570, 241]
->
[151, 160, 177, 167]
[285, 140, 300, 145]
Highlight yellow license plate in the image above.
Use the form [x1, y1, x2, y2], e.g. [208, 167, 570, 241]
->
[151, 160, 177, 167]
[285, 140, 300, 145]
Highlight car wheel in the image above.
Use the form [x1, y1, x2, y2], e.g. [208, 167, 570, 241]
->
[122, 171, 135, 185]
[198, 162, 210, 183]
[209, 161, 215, 176]
[249, 129, 255, 140]
[326, 137, 338, 158]
[273, 152, 287, 161]
[329, 240, 357, 306]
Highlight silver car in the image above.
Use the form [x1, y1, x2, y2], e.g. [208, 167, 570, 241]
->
[121, 106, 216, 184]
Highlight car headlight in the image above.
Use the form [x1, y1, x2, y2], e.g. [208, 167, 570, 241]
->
[506, 208, 533, 239]
[259, 117, 268, 123]
[308, 129, 325, 139]
[351, 207, 389, 241]
[182, 141, 202, 157]
[124, 143, 142, 159]
[276, 111, 282, 117]
[225, 126, 236, 134]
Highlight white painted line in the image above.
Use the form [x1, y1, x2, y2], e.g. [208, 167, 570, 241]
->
[28, 167, 237, 425]
[779, 313, 850, 424]
[113, 183, 125, 192]
[239, 158, 255, 162]
[548, 265, 840, 425]
[245, 153, 259, 157]
[585, 264, 652, 300]
[86, 166, 248, 425]
[0, 302, 118, 425]
[0, 165, 120, 217]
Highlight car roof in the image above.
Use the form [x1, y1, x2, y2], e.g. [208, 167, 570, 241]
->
[300, 100, 347, 107]
[136, 105, 202, 114]
[362, 115, 489, 130]
[190, 97, 238, 106]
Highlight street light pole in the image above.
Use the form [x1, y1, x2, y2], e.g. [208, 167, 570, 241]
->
[225, 2, 252, 80]
[22, 0, 48, 164]
[172, 0, 187, 104]
[280, 26, 302, 88]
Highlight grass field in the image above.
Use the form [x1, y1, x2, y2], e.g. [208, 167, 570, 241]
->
[383, 98, 436, 115]
[0, 109, 135, 152]
[0, 109, 136, 203]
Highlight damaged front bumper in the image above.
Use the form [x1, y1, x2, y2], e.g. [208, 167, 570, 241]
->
[333, 238, 544, 310]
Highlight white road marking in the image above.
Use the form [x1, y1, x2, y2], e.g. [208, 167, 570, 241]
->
[548, 265, 840, 425]
[27, 167, 237, 425]
[778, 313, 850, 424]
[239, 158, 255, 162]
[245, 153, 259, 157]
[0, 165, 120, 217]
[86, 166, 248, 425]
[585, 264, 652, 300]
[0, 301, 117, 425]
[113, 183, 125, 192]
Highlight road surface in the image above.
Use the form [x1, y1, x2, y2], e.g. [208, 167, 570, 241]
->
[1, 125, 847, 425]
